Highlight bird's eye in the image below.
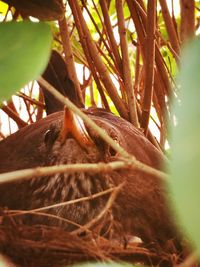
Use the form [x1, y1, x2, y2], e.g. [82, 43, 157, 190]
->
[44, 128, 59, 148]
[44, 130, 52, 145]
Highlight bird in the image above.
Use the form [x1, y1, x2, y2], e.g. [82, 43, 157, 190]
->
[0, 50, 181, 254]
[0, 108, 180, 250]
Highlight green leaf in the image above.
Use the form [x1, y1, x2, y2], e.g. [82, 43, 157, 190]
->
[0, 21, 52, 102]
[169, 38, 200, 253]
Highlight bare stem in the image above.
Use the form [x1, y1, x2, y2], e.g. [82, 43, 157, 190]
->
[58, 17, 84, 106]
[141, 0, 156, 133]
[116, 0, 139, 127]
[8, 187, 117, 215]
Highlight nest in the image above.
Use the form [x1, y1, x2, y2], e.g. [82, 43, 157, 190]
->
[0, 211, 177, 267]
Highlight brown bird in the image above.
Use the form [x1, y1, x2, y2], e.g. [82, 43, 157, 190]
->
[0, 51, 180, 254]
[0, 107, 179, 250]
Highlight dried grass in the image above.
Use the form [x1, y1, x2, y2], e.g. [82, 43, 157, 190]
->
[0, 214, 174, 267]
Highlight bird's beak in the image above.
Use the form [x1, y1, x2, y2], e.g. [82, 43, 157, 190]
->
[58, 107, 94, 148]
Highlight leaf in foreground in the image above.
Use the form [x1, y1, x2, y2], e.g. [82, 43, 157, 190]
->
[0, 21, 52, 102]
[169, 38, 200, 253]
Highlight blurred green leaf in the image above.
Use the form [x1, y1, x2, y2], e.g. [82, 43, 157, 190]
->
[169, 38, 200, 253]
[0, 21, 52, 102]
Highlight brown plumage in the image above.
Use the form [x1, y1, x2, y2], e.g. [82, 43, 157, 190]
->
[0, 107, 179, 250]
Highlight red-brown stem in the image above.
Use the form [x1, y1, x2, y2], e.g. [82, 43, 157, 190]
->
[83, 0, 114, 63]
[180, 0, 195, 41]
[99, 0, 122, 73]
[159, 0, 180, 57]
[116, 0, 139, 126]
[58, 17, 84, 106]
[134, 45, 141, 96]
[141, 0, 156, 133]
[1, 105, 27, 129]
[68, 0, 110, 110]
[127, 0, 173, 98]
[69, 0, 128, 119]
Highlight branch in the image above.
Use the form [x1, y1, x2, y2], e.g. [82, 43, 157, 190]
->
[116, 0, 139, 127]
[159, 0, 180, 57]
[1, 105, 27, 129]
[99, 0, 122, 72]
[0, 157, 168, 188]
[67, 0, 110, 110]
[68, 0, 128, 119]
[0, 161, 129, 184]
[141, 0, 156, 133]
[58, 17, 84, 106]
[180, 0, 195, 41]
[72, 183, 123, 235]
[8, 187, 117, 215]
[7, 185, 123, 236]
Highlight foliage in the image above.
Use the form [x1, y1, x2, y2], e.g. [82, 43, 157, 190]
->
[0, 21, 52, 102]
[169, 38, 200, 253]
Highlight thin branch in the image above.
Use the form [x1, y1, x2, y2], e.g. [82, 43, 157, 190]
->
[159, 0, 180, 57]
[141, 0, 156, 134]
[99, 0, 122, 72]
[58, 17, 84, 106]
[1, 105, 27, 128]
[127, 0, 173, 99]
[68, 0, 110, 110]
[116, 0, 139, 127]
[0, 157, 169, 186]
[72, 183, 123, 235]
[180, 0, 195, 41]
[0, 161, 128, 184]
[97, 0, 126, 101]
[6, 185, 122, 239]
[36, 89, 45, 121]
[82, 0, 114, 64]
[88, 62, 111, 110]
[68, 0, 128, 119]
[17, 92, 45, 108]
[134, 45, 141, 96]
[126, 0, 170, 135]
[9, 187, 116, 214]
[8, 209, 85, 230]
